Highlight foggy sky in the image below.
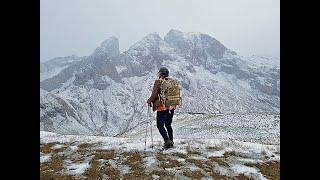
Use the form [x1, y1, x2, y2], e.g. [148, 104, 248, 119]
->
[40, 0, 280, 62]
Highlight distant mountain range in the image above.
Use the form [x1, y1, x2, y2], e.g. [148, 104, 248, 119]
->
[40, 29, 279, 136]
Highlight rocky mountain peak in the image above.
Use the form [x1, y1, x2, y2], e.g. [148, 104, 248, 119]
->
[40, 30, 280, 137]
[92, 36, 120, 59]
[164, 29, 227, 60]
[143, 32, 162, 41]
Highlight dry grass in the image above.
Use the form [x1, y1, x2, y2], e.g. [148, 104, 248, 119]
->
[122, 151, 143, 164]
[185, 157, 233, 179]
[186, 157, 230, 179]
[53, 147, 68, 154]
[40, 173, 78, 180]
[208, 157, 230, 167]
[40, 154, 70, 180]
[223, 150, 249, 159]
[50, 155, 65, 170]
[223, 150, 237, 158]
[187, 157, 227, 168]
[40, 142, 61, 154]
[172, 152, 188, 159]
[94, 150, 116, 160]
[206, 146, 221, 151]
[40, 144, 53, 154]
[232, 174, 254, 180]
[77, 143, 97, 156]
[159, 159, 182, 169]
[83, 158, 103, 179]
[122, 151, 147, 179]
[104, 165, 121, 180]
[149, 170, 175, 180]
[186, 147, 202, 155]
[186, 156, 229, 170]
[210, 170, 229, 180]
[155, 153, 167, 161]
[78, 143, 95, 150]
[83, 150, 120, 179]
[187, 150, 202, 155]
[41, 142, 277, 180]
[186, 158, 209, 169]
[41, 155, 64, 171]
[183, 170, 205, 179]
[68, 155, 86, 164]
[245, 161, 280, 180]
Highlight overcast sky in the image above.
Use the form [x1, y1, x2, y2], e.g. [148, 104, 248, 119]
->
[40, 0, 280, 62]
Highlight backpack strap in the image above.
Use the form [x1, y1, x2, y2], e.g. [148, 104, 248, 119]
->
[159, 78, 165, 105]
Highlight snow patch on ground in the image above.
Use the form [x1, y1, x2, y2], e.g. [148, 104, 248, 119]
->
[65, 161, 90, 175]
[204, 150, 225, 157]
[40, 154, 51, 163]
[143, 156, 156, 167]
[40, 131, 279, 160]
[230, 164, 267, 180]
[69, 146, 78, 151]
[52, 144, 65, 149]
[40, 131, 279, 179]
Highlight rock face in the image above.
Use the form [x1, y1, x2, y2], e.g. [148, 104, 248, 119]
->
[41, 37, 120, 92]
[40, 55, 83, 81]
[92, 36, 120, 59]
[40, 29, 280, 136]
[164, 29, 228, 63]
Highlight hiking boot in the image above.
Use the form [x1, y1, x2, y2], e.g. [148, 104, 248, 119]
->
[164, 139, 173, 149]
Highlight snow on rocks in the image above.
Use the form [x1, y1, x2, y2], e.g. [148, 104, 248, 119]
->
[40, 153, 51, 163]
[230, 164, 267, 180]
[65, 161, 90, 175]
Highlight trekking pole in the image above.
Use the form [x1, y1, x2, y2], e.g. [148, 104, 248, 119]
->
[144, 105, 149, 151]
[149, 105, 154, 149]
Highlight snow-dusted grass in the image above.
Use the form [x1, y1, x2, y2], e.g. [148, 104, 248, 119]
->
[123, 112, 280, 145]
[40, 112, 279, 179]
[230, 164, 266, 179]
[40, 153, 51, 163]
[40, 130, 279, 179]
[66, 161, 90, 175]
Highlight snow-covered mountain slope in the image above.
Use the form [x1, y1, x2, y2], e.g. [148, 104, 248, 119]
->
[122, 113, 280, 145]
[244, 55, 280, 69]
[40, 55, 83, 81]
[40, 29, 280, 136]
[40, 88, 93, 134]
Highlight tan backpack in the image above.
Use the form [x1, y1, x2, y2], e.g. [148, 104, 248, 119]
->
[159, 77, 182, 107]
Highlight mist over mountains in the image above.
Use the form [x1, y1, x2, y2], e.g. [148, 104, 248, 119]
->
[40, 29, 279, 136]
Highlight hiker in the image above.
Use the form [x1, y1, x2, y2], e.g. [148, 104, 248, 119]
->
[147, 67, 181, 149]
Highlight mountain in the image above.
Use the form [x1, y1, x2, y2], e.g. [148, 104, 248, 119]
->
[40, 29, 280, 136]
[244, 55, 280, 69]
[40, 55, 83, 81]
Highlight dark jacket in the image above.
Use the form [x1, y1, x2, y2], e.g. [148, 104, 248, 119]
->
[147, 79, 164, 111]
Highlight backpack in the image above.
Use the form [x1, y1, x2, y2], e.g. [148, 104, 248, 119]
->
[159, 77, 182, 107]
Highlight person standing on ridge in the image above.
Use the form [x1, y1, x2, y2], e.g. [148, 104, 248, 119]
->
[147, 67, 182, 149]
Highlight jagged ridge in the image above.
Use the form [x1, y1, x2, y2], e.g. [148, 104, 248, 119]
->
[40, 29, 279, 136]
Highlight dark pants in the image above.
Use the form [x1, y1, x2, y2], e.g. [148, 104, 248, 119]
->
[156, 109, 174, 141]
